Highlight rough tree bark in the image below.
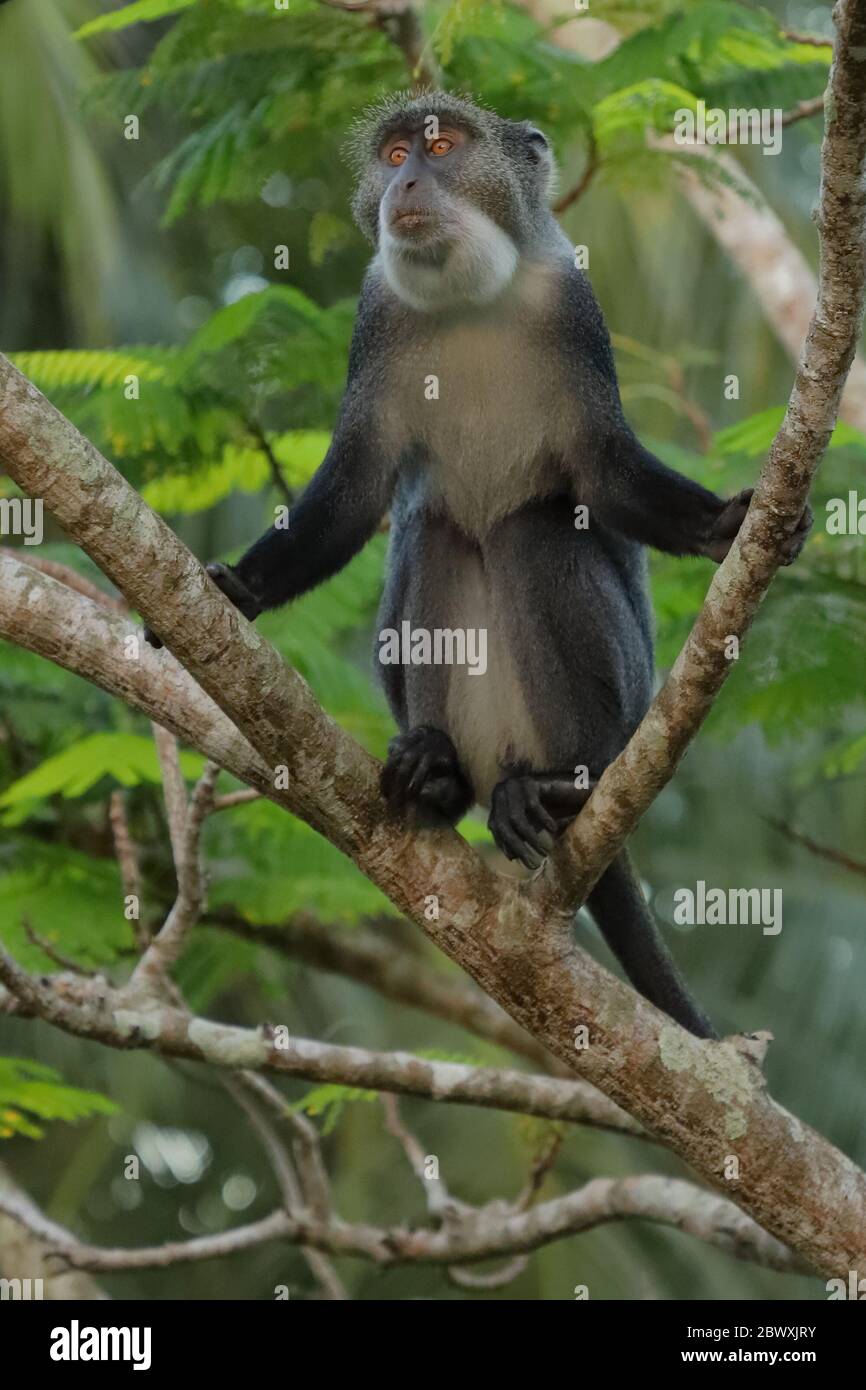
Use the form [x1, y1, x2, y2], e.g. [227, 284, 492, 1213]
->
[0, 0, 865, 1282]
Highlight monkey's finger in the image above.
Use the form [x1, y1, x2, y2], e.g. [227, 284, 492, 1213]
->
[534, 777, 592, 819]
[779, 503, 814, 565]
[504, 782, 553, 860]
[405, 750, 437, 799]
[206, 562, 263, 621]
[383, 749, 424, 807]
[522, 781, 558, 836]
[380, 756, 405, 802]
[488, 790, 525, 864]
[708, 489, 753, 554]
[489, 812, 543, 869]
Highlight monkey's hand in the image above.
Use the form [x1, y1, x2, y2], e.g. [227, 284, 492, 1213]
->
[143, 562, 263, 649]
[703, 488, 812, 566]
[205, 562, 263, 620]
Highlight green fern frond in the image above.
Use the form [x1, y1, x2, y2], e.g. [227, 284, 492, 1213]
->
[0, 1058, 117, 1140]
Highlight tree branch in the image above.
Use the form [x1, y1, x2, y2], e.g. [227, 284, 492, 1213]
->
[207, 908, 567, 1074]
[0, 444, 864, 1274]
[131, 758, 218, 986]
[0, 953, 644, 1137]
[1, 1, 866, 1277]
[0, 1173, 806, 1275]
[766, 818, 866, 879]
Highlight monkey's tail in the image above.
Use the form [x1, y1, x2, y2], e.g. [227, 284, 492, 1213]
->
[586, 851, 717, 1040]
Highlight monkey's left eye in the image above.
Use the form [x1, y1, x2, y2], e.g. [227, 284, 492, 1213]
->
[429, 138, 454, 156]
[387, 145, 410, 166]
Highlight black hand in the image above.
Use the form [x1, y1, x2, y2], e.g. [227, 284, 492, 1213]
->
[143, 562, 263, 650]
[205, 562, 263, 620]
[705, 489, 812, 565]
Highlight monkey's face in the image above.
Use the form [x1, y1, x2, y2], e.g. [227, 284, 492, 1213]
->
[348, 94, 558, 312]
[350, 96, 555, 239]
[377, 125, 473, 256]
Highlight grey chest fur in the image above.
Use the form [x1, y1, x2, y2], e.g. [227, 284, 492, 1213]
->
[382, 282, 579, 538]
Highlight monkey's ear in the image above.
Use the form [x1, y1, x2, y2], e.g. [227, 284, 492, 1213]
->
[520, 125, 550, 162]
[518, 123, 556, 197]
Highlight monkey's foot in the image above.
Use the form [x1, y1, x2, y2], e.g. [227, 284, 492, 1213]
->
[488, 773, 594, 871]
[381, 726, 473, 825]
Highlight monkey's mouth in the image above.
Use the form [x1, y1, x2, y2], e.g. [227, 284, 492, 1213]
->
[389, 209, 435, 235]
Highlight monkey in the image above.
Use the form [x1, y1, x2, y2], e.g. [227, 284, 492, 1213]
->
[146, 92, 811, 1039]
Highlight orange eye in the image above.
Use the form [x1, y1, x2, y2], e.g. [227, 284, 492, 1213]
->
[429, 137, 454, 156]
[388, 145, 409, 166]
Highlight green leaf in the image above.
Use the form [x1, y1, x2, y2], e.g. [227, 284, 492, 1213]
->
[0, 733, 204, 813]
[142, 432, 331, 513]
[0, 843, 133, 970]
[289, 1083, 377, 1135]
[9, 348, 170, 391]
[76, 0, 197, 40]
[0, 1057, 117, 1140]
[714, 408, 866, 459]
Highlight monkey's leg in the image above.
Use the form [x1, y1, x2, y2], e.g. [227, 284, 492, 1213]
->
[381, 726, 474, 826]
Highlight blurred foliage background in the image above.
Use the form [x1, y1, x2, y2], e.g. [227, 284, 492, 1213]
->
[0, 0, 864, 1300]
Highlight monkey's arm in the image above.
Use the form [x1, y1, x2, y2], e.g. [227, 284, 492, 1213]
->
[587, 432, 811, 563]
[211, 275, 399, 613]
[144, 403, 393, 647]
[563, 273, 810, 562]
[218, 405, 394, 615]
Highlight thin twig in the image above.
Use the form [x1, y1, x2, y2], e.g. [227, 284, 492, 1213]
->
[381, 1094, 467, 1220]
[238, 1072, 335, 1223]
[109, 789, 147, 950]
[244, 417, 294, 509]
[131, 760, 219, 985]
[782, 95, 826, 127]
[765, 817, 866, 878]
[553, 127, 598, 214]
[782, 29, 833, 47]
[22, 917, 94, 976]
[0, 1172, 807, 1274]
[210, 788, 261, 813]
[223, 1075, 348, 1299]
[151, 724, 188, 871]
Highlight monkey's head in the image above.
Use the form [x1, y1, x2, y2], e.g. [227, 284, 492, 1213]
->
[347, 91, 559, 312]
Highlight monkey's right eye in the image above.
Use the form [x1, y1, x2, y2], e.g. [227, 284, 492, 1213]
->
[387, 145, 410, 166]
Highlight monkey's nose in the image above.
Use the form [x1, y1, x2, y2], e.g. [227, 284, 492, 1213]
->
[403, 178, 417, 191]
